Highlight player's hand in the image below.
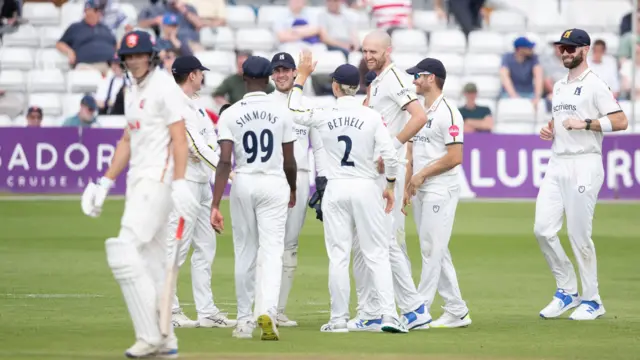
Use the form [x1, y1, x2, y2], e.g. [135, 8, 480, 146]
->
[376, 157, 385, 174]
[382, 187, 394, 214]
[229, 171, 236, 183]
[210, 207, 224, 234]
[407, 172, 426, 197]
[297, 49, 317, 78]
[540, 120, 554, 141]
[563, 117, 586, 131]
[401, 191, 411, 216]
[171, 179, 199, 222]
[289, 189, 296, 208]
[81, 177, 113, 217]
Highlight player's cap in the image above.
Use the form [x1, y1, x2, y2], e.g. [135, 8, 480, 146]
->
[463, 82, 477, 93]
[172, 55, 209, 75]
[85, 0, 105, 11]
[365, 71, 377, 87]
[330, 64, 360, 86]
[271, 52, 296, 70]
[81, 95, 97, 111]
[406, 58, 447, 80]
[242, 56, 273, 78]
[513, 36, 535, 49]
[118, 30, 155, 57]
[554, 28, 591, 47]
[162, 12, 179, 26]
[27, 106, 43, 117]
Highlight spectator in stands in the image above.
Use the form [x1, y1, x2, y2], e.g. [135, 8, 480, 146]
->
[620, 44, 640, 99]
[138, 0, 204, 52]
[101, 0, 129, 36]
[588, 39, 620, 99]
[459, 83, 493, 133]
[499, 37, 542, 107]
[62, 95, 98, 127]
[213, 51, 275, 105]
[56, 0, 116, 76]
[184, 0, 226, 27]
[156, 12, 192, 56]
[318, 0, 360, 59]
[618, 13, 640, 65]
[360, 0, 412, 33]
[0, 0, 20, 34]
[541, 44, 565, 104]
[274, 0, 321, 52]
[26, 106, 43, 128]
[96, 55, 125, 115]
[161, 48, 180, 73]
[619, 2, 640, 36]
[435, 0, 484, 37]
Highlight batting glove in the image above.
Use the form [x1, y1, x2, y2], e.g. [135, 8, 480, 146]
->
[81, 177, 113, 218]
[171, 179, 199, 222]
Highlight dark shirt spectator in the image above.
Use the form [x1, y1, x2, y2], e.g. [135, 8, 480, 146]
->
[459, 83, 493, 133]
[63, 95, 98, 127]
[213, 51, 275, 105]
[138, 0, 203, 51]
[156, 12, 192, 56]
[499, 37, 543, 108]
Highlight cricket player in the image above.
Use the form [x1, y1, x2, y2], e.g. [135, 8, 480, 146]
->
[267, 52, 327, 327]
[404, 58, 471, 328]
[289, 51, 408, 334]
[80, 30, 199, 358]
[210, 55, 298, 341]
[356, 29, 430, 330]
[167, 55, 236, 329]
[535, 28, 628, 321]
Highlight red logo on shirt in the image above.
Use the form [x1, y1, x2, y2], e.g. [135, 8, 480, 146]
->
[125, 33, 138, 48]
[139, 99, 145, 109]
[128, 120, 140, 131]
[448, 125, 460, 137]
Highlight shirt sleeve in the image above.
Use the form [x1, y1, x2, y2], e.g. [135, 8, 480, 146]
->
[59, 24, 76, 46]
[387, 69, 418, 110]
[309, 127, 327, 177]
[287, 87, 320, 127]
[217, 110, 234, 142]
[185, 113, 221, 170]
[162, 84, 185, 126]
[594, 80, 622, 116]
[440, 102, 464, 145]
[531, 54, 540, 66]
[95, 77, 110, 103]
[281, 110, 296, 143]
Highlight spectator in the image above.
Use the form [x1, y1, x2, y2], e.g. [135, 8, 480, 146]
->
[499, 36, 543, 107]
[26, 106, 43, 128]
[459, 83, 493, 133]
[618, 13, 640, 65]
[588, 39, 620, 99]
[56, 0, 116, 75]
[541, 44, 565, 101]
[318, 0, 360, 59]
[435, 0, 484, 37]
[356, 0, 412, 34]
[96, 55, 126, 115]
[62, 95, 98, 127]
[620, 44, 640, 99]
[138, 0, 204, 52]
[273, 0, 321, 52]
[213, 51, 275, 105]
[619, 3, 640, 36]
[1, 0, 20, 34]
[101, 0, 130, 36]
[156, 12, 192, 56]
[184, 0, 226, 27]
[161, 47, 180, 73]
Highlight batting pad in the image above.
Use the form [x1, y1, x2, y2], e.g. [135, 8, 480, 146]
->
[105, 237, 162, 345]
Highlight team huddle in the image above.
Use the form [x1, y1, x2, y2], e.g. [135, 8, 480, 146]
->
[80, 27, 628, 359]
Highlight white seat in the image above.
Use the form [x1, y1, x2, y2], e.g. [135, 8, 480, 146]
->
[429, 30, 466, 54]
[351, 9, 371, 29]
[0, 115, 13, 127]
[309, 96, 336, 108]
[0, 70, 26, 91]
[0, 48, 34, 71]
[391, 53, 423, 73]
[200, 27, 217, 49]
[314, 51, 347, 75]
[463, 75, 501, 99]
[497, 98, 537, 122]
[39, 26, 65, 48]
[526, 8, 567, 34]
[28, 69, 65, 92]
[494, 122, 536, 134]
[464, 54, 501, 76]
[562, 0, 631, 33]
[257, 5, 288, 28]
[67, 69, 102, 93]
[62, 93, 84, 117]
[95, 116, 128, 129]
[392, 29, 428, 53]
[1, 25, 39, 48]
[504, 0, 560, 15]
[22, 2, 60, 26]
[12, 116, 27, 127]
[227, 5, 257, 28]
[412, 10, 447, 32]
[28, 93, 62, 116]
[194, 50, 236, 74]
[348, 51, 362, 66]
[468, 31, 504, 54]
[236, 28, 276, 51]
[214, 27, 235, 51]
[36, 49, 70, 71]
[442, 76, 462, 99]
[489, 10, 526, 33]
[60, 2, 84, 28]
[503, 32, 543, 53]
[41, 116, 65, 127]
[590, 32, 620, 55]
[116, 3, 138, 25]
[425, 53, 464, 75]
[202, 71, 226, 95]
[358, 29, 371, 47]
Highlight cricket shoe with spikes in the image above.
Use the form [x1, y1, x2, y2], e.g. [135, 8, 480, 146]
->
[381, 315, 409, 334]
[320, 322, 349, 333]
[124, 340, 161, 359]
[402, 304, 432, 330]
[347, 317, 382, 332]
[430, 311, 472, 328]
[156, 333, 178, 359]
[198, 312, 237, 328]
[276, 312, 298, 327]
[257, 313, 280, 341]
[232, 319, 255, 339]
[569, 301, 606, 320]
[539, 289, 581, 319]
[171, 310, 198, 328]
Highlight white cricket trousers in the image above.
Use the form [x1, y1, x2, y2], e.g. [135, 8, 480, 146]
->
[230, 173, 289, 321]
[322, 178, 397, 323]
[105, 177, 175, 346]
[167, 180, 219, 319]
[412, 185, 468, 317]
[278, 171, 309, 313]
[352, 169, 423, 315]
[534, 154, 604, 302]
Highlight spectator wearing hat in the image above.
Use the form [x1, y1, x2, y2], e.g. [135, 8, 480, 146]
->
[56, 0, 116, 75]
[96, 54, 126, 115]
[156, 12, 193, 57]
[213, 51, 275, 105]
[26, 106, 43, 127]
[499, 36, 543, 107]
[62, 95, 98, 127]
[459, 83, 493, 133]
[138, 0, 204, 52]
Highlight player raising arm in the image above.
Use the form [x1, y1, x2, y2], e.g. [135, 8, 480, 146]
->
[80, 31, 199, 358]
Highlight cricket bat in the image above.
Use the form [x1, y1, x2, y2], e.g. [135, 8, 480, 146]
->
[159, 217, 185, 337]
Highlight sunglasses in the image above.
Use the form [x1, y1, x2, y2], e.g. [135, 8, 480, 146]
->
[559, 45, 582, 54]
[413, 71, 432, 80]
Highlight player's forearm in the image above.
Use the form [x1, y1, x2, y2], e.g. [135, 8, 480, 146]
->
[186, 130, 220, 169]
[284, 159, 298, 192]
[211, 160, 231, 209]
[588, 112, 628, 132]
[419, 153, 461, 179]
[394, 111, 427, 146]
[104, 137, 130, 180]
[499, 69, 517, 96]
[172, 139, 189, 181]
[287, 85, 313, 126]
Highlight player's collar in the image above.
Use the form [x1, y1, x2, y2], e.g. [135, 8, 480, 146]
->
[274, 90, 289, 99]
[336, 95, 358, 106]
[374, 62, 396, 84]
[243, 91, 267, 98]
[425, 94, 445, 113]
[561, 68, 591, 84]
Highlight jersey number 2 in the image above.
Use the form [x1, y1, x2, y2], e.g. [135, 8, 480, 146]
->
[338, 135, 355, 167]
[243, 129, 274, 163]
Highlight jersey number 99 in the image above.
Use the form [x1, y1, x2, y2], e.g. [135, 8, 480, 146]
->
[243, 129, 274, 163]
[338, 135, 355, 167]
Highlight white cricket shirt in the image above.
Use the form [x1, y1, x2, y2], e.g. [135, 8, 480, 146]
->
[183, 93, 220, 183]
[217, 91, 295, 177]
[125, 69, 185, 183]
[412, 94, 464, 190]
[288, 88, 399, 181]
[551, 68, 622, 156]
[367, 62, 418, 162]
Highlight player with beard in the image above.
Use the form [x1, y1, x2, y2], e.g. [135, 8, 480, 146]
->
[535, 28, 628, 321]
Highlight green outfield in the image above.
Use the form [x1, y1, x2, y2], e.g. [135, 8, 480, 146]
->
[1, 199, 639, 360]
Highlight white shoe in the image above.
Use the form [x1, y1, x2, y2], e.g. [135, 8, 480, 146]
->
[232, 320, 255, 339]
[257, 313, 279, 341]
[125, 340, 160, 358]
[276, 312, 298, 327]
[539, 289, 581, 319]
[569, 301, 606, 320]
[156, 334, 178, 359]
[347, 317, 382, 332]
[402, 304, 432, 330]
[171, 311, 198, 328]
[430, 311, 472, 328]
[198, 312, 237, 328]
[320, 322, 349, 333]
[381, 315, 409, 334]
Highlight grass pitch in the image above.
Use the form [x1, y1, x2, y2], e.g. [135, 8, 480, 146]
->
[0, 199, 639, 360]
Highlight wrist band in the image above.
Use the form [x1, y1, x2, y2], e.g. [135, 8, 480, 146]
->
[386, 177, 396, 183]
[293, 84, 303, 91]
[393, 138, 403, 150]
[599, 116, 613, 132]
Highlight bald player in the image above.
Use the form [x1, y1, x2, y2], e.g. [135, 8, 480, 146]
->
[353, 29, 429, 331]
[535, 29, 628, 321]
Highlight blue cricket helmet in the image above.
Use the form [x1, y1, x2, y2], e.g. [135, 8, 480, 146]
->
[118, 30, 156, 59]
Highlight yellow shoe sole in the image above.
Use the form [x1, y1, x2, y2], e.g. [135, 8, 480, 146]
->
[257, 314, 279, 341]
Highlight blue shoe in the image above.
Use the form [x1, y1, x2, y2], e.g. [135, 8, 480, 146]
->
[402, 304, 432, 330]
[347, 317, 382, 332]
[539, 289, 580, 319]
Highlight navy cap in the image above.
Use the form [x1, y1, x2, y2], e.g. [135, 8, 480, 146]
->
[365, 71, 377, 87]
[81, 95, 97, 111]
[118, 30, 155, 57]
[406, 58, 447, 80]
[513, 36, 535, 49]
[172, 55, 209, 75]
[330, 64, 360, 86]
[85, 0, 105, 10]
[242, 56, 273, 78]
[554, 28, 591, 47]
[271, 52, 296, 70]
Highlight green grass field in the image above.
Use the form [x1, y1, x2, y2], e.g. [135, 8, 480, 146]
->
[1, 199, 639, 360]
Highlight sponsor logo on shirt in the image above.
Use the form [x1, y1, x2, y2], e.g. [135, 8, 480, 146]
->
[448, 125, 460, 137]
[552, 103, 577, 112]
